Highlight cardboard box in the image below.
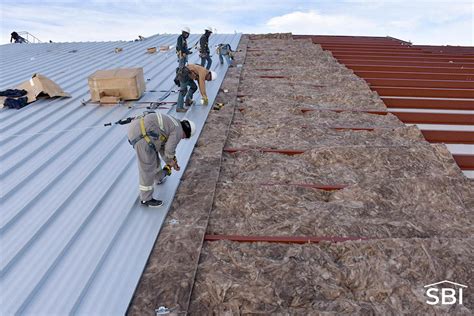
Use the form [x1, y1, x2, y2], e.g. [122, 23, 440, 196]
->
[16, 73, 71, 103]
[99, 96, 121, 104]
[159, 45, 171, 51]
[147, 47, 157, 54]
[88, 68, 145, 102]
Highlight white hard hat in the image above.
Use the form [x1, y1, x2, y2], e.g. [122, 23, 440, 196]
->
[209, 71, 217, 81]
[205, 26, 213, 33]
[182, 27, 190, 34]
[188, 120, 196, 137]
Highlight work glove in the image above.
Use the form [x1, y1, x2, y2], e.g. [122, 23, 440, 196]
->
[169, 157, 181, 171]
[163, 164, 172, 176]
[201, 96, 209, 105]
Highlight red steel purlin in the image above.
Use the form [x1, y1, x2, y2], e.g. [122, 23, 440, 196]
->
[204, 234, 369, 244]
[294, 35, 474, 171]
[259, 182, 347, 191]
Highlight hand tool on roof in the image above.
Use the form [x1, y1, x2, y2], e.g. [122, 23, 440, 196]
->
[155, 306, 185, 315]
[103, 117, 135, 126]
[213, 102, 224, 110]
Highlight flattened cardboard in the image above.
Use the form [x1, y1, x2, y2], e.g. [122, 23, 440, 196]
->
[88, 68, 145, 102]
[16, 73, 71, 104]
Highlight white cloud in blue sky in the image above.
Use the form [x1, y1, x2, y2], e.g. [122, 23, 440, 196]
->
[0, 0, 472, 45]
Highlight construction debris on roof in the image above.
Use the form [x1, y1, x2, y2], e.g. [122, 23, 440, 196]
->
[0, 33, 241, 315]
[129, 34, 473, 315]
[0, 73, 70, 109]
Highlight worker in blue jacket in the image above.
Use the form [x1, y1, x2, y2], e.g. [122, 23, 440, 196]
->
[199, 27, 213, 70]
[176, 27, 192, 67]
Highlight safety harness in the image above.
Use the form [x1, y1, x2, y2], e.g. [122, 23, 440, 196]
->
[128, 112, 179, 150]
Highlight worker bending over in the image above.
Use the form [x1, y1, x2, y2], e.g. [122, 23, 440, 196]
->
[128, 112, 196, 207]
[10, 32, 26, 43]
[176, 27, 192, 67]
[199, 27, 213, 70]
[216, 43, 235, 65]
[174, 64, 217, 112]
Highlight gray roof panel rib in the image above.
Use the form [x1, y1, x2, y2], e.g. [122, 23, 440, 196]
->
[0, 33, 241, 315]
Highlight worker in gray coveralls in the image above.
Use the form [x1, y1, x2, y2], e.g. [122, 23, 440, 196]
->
[128, 112, 196, 207]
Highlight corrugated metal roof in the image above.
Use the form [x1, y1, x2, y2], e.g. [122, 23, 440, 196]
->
[0, 33, 241, 315]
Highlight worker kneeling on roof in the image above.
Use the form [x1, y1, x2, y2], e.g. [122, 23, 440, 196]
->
[128, 112, 196, 207]
[174, 63, 217, 112]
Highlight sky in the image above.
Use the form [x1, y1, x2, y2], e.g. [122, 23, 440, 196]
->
[0, 0, 473, 45]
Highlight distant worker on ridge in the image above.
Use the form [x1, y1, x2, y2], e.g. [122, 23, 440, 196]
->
[199, 27, 213, 70]
[128, 112, 196, 207]
[174, 63, 217, 112]
[10, 32, 26, 44]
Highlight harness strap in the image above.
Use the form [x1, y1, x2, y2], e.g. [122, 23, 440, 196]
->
[140, 118, 153, 145]
[128, 116, 157, 150]
[129, 113, 177, 147]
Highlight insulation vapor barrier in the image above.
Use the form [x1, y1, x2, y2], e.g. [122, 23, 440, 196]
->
[187, 34, 474, 314]
[189, 239, 473, 315]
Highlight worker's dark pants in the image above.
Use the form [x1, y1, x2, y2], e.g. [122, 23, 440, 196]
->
[177, 78, 197, 109]
[178, 55, 188, 68]
[200, 54, 212, 70]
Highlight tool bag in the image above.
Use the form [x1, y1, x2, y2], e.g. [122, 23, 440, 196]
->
[174, 66, 191, 86]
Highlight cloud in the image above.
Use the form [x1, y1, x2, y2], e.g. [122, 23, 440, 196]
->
[265, 10, 377, 35]
[1, 0, 472, 46]
[0, 2, 240, 43]
[261, 3, 473, 46]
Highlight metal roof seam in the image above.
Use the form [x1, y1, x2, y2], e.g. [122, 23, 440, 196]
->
[0, 33, 242, 314]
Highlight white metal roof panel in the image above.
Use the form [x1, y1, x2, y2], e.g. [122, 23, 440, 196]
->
[0, 33, 241, 315]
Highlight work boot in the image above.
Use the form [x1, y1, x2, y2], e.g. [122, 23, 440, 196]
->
[141, 198, 163, 208]
[185, 99, 194, 107]
[176, 107, 188, 113]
